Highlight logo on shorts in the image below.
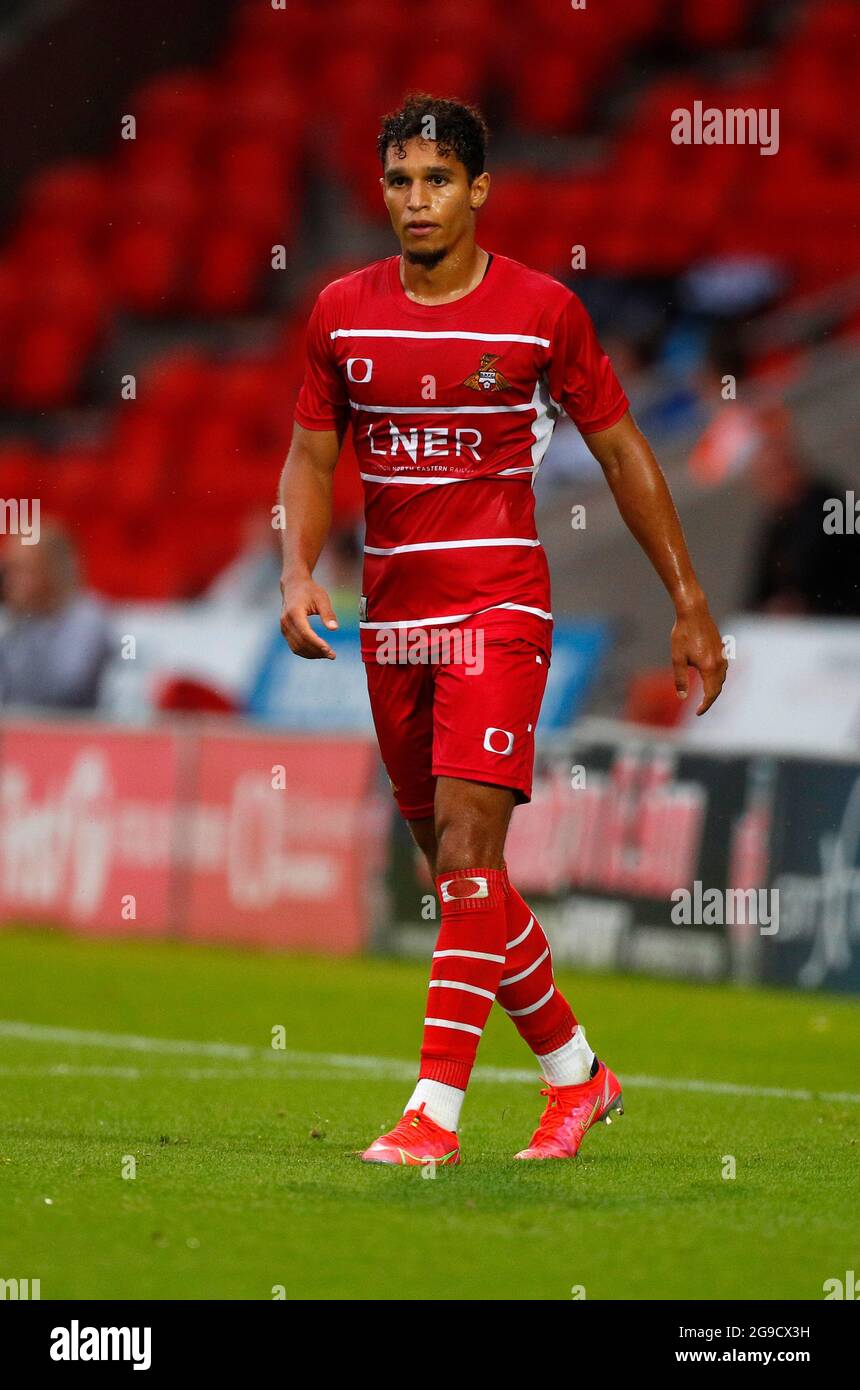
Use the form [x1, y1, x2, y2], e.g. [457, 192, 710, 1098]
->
[483, 727, 515, 756]
[462, 354, 511, 393]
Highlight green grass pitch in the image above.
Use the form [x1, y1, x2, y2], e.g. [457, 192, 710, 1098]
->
[0, 927, 857, 1301]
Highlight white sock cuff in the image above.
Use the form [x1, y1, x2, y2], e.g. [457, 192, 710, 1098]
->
[404, 1078, 465, 1132]
[537, 1025, 595, 1087]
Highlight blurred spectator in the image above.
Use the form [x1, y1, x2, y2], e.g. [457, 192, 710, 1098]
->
[688, 333, 763, 487]
[0, 522, 113, 708]
[205, 509, 363, 623]
[313, 526, 363, 618]
[205, 508, 281, 610]
[746, 407, 860, 617]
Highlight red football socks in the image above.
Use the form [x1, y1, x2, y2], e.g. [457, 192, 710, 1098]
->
[419, 867, 509, 1089]
[498, 867, 578, 1055]
[417, 865, 579, 1093]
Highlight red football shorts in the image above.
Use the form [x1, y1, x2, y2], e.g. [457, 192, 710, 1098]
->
[363, 624, 551, 821]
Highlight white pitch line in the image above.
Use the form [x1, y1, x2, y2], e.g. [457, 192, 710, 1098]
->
[0, 1020, 255, 1059]
[0, 1064, 372, 1082]
[1, 1019, 858, 1104]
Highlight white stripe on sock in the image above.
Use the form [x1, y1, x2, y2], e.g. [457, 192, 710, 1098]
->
[499, 947, 549, 987]
[502, 984, 555, 1018]
[423, 1017, 484, 1037]
[432, 948, 506, 963]
[505, 916, 534, 950]
[429, 979, 496, 1001]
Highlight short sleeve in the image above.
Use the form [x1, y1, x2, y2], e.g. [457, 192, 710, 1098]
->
[545, 293, 629, 435]
[294, 292, 348, 432]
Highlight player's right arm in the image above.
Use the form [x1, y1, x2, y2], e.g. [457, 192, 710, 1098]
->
[278, 423, 341, 660]
[280, 284, 349, 659]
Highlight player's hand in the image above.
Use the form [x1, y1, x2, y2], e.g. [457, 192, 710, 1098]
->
[280, 575, 338, 659]
[670, 600, 727, 715]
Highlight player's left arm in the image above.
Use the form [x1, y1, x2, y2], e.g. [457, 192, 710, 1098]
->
[583, 410, 727, 715]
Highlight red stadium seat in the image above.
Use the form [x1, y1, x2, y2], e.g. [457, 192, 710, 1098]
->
[209, 136, 296, 238]
[105, 411, 174, 514]
[108, 224, 187, 315]
[0, 260, 25, 399]
[120, 131, 199, 181]
[510, 49, 596, 134]
[190, 222, 269, 315]
[228, 0, 320, 61]
[212, 79, 302, 149]
[49, 451, 107, 515]
[0, 441, 42, 499]
[131, 69, 214, 144]
[681, 0, 749, 49]
[18, 161, 109, 254]
[145, 351, 214, 413]
[158, 503, 246, 597]
[410, 52, 486, 109]
[607, 0, 668, 43]
[8, 259, 105, 408]
[106, 171, 201, 315]
[183, 404, 250, 503]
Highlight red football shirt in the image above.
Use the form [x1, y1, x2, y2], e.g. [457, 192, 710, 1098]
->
[294, 253, 629, 661]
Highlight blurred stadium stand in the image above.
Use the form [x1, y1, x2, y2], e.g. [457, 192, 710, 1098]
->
[0, 0, 857, 701]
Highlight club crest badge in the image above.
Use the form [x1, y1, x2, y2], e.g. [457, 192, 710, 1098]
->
[462, 353, 511, 392]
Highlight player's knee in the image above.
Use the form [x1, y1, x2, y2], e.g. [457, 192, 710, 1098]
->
[434, 780, 512, 872]
[435, 818, 505, 873]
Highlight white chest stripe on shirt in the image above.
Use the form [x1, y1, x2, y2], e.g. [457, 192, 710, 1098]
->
[359, 469, 534, 485]
[359, 601, 553, 629]
[363, 537, 541, 556]
[360, 471, 462, 485]
[350, 400, 538, 415]
[331, 329, 551, 346]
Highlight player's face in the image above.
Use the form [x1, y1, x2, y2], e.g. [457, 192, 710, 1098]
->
[381, 138, 488, 264]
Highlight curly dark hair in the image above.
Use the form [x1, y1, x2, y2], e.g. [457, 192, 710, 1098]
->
[377, 94, 489, 183]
